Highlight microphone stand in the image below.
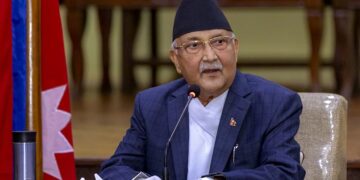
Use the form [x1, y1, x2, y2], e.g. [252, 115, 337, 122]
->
[163, 95, 194, 180]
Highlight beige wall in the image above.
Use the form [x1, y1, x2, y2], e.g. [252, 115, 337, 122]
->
[60, 6, 335, 91]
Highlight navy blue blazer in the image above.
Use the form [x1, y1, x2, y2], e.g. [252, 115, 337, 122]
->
[99, 72, 305, 179]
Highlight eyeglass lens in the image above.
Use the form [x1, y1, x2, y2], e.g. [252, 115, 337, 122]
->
[182, 36, 233, 54]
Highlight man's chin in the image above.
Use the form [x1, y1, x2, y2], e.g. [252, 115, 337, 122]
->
[199, 83, 225, 95]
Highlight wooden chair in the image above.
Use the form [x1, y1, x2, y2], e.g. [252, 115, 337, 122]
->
[330, 0, 358, 99]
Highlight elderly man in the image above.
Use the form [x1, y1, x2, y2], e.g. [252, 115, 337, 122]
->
[99, 0, 305, 179]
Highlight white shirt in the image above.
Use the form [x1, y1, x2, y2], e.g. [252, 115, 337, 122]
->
[187, 90, 228, 180]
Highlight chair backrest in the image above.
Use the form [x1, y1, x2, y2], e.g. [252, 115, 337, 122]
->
[296, 93, 347, 180]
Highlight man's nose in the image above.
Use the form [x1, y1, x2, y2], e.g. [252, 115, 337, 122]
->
[202, 42, 217, 61]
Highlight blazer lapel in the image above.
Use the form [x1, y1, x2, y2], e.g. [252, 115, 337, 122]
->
[210, 72, 252, 172]
[167, 85, 189, 180]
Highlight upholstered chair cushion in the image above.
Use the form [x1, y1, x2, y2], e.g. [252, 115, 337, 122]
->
[296, 93, 347, 180]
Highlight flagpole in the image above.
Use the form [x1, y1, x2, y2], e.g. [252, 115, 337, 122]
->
[27, 0, 42, 178]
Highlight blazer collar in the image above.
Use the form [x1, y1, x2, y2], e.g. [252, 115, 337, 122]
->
[167, 83, 189, 179]
[209, 72, 252, 172]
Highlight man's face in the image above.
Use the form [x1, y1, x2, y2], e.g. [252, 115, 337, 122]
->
[170, 29, 239, 97]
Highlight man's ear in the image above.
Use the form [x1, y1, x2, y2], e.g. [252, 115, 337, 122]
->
[169, 50, 182, 74]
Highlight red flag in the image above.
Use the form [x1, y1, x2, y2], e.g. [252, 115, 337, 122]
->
[41, 0, 76, 179]
[0, 0, 13, 179]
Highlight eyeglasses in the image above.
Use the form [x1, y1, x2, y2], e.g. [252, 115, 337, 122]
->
[173, 35, 236, 54]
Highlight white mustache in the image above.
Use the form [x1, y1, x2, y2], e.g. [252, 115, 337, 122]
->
[199, 60, 223, 73]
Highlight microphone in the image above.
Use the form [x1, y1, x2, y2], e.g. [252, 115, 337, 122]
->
[163, 85, 200, 180]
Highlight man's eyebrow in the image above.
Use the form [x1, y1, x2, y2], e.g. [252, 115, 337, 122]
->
[185, 33, 225, 41]
[210, 33, 224, 38]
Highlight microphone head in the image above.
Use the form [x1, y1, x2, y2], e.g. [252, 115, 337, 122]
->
[188, 84, 200, 98]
